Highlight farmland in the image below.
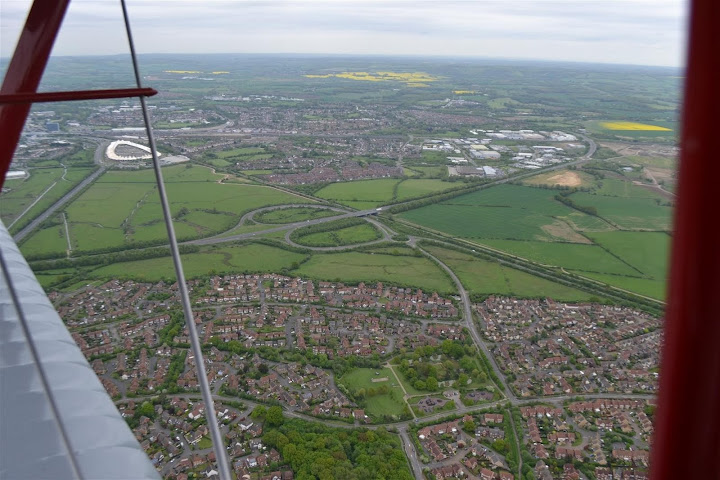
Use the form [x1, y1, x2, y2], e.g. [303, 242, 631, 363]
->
[585, 231, 671, 280]
[478, 239, 640, 276]
[401, 184, 584, 242]
[569, 192, 672, 230]
[397, 174, 673, 298]
[600, 121, 672, 131]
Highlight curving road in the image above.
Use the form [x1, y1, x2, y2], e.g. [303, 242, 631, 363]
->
[418, 245, 516, 401]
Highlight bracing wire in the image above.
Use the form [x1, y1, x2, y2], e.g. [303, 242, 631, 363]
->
[118, 2, 232, 478]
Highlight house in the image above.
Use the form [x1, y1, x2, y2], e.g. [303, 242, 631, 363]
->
[480, 468, 496, 480]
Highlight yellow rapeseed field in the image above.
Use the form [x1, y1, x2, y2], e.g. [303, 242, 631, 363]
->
[164, 70, 202, 74]
[601, 121, 672, 131]
[304, 71, 439, 86]
[453, 90, 477, 94]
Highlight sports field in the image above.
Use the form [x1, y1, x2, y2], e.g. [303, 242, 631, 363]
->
[337, 368, 407, 420]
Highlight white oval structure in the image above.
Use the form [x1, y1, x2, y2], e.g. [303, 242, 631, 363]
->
[106, 140, 161, 161]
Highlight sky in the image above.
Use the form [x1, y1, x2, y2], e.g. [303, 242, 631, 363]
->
[1, 0, 688, 67]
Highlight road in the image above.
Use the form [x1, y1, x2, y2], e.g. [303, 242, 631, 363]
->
[188, 207, 385, 246]
[13, 166, 106, 242]
[398, 425, 424, 478]
[418, 245, 515, 401]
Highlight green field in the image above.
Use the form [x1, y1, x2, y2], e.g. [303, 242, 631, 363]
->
[296, 250, 456, 294]
[592, 178, 663, 198]
[570, 192, 672, 230]
[337, 368, 407, 420]
[293, 222, 382, 247]
[1, 168, 65, 224]
[401, 184, 584, 242]
[96, 164, 222, 183]
[315, 179, 399, 206]
[574, 271, 666, 300]
[89, 243, 307, 281]
[395, 179, 456, 201]
[1, 167, 95, 233]
[58, 165, 306, 251]
[19, 222, 68, 257]
[404, 166, 447, 178]
[585, 231, 671, 280]
[255, 207, 338, 224]
[478, 239, 640, 276]
[424, 245, 599, 301]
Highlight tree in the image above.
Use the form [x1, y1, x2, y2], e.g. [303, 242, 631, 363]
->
[266, 406, 284, 427]
[426, 376, 439, 391]
[251, 405, 267, 420]
[137, 401, 155, 419]
[463, 419, 476, 433]
[492, 439, 509, 455]
[258, 363, 269, 374]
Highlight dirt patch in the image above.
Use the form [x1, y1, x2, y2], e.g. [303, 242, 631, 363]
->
[599, 141, 679, 158]
[545, 171, 582, 187]
[540, 219, 592, 244]
[371, 377, 389, 383]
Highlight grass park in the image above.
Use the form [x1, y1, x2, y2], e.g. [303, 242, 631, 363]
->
[337, 367, 408, 421]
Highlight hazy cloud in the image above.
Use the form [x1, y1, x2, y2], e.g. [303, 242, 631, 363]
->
[1, 0, 688, 66]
